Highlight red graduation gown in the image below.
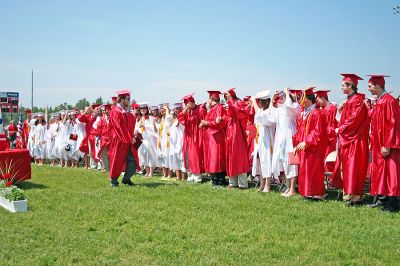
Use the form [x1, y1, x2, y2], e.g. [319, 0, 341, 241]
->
[177, 105, 205, 175]
[321, 104, 338, 172]
[108, 105, 140, 179]
[321, 104, 338, 157]
[331, 93, 370, 195]
[293, 108, 327, 197]
[97, 116, 109, 158]
[370, 93, 400, 196]
[77, 114, 95, 154]
[203, 103, 226, 173]
[224, 99, 250, 177]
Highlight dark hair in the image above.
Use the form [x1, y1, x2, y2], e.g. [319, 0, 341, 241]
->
[35, 118, 46, 126]
[118, 95, 129, 102]
[345, 82, 358, 93]
[210, 96, 221, 103]
[259, 98, 271, 110]
[372, 82, 385, 90]
[140, 107, 150, 116]
[306, 94, 316, 104]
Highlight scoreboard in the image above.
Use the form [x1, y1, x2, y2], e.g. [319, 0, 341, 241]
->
[0, 92, 19, 113]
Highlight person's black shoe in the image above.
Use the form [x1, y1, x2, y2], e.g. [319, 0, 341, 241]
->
[122, 180, 135, 186]
[346, 200, 363, 207]
[110, 183, 119, 188]
[381, 205, 400, 213]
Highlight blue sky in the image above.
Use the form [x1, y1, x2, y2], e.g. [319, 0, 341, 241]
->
[0, 0, 399, 107]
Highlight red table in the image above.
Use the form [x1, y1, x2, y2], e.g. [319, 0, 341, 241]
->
[0, 149, 31, 183]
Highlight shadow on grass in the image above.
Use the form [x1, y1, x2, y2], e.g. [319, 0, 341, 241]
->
[137, 182, 179, 188]
[17, 181, 48, 190]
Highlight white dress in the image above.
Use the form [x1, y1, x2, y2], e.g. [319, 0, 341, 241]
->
[33, 123, 47, 159]
[135, 116, 157, 167]
[55, 122, 70, 160]
[270, 98, 300, 179]
[27, 119, 36, 157]
[158, 118, 171, 168]
[166, 115, 186, 172]
[252, 109, 276, 178]
[46, 122, 58, 159]
[67, 119, 86, 161]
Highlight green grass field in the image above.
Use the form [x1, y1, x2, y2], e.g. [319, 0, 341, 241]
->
[0, 165, 399, 265]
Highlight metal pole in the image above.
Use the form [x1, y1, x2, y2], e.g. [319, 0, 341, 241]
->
[31, 69, 33, 110]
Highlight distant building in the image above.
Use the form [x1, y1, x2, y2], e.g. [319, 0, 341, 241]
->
[0, 92, 19, 113]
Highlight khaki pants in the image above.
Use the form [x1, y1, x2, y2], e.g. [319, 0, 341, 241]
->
[101, 148, 110, 172]
[229, 173, 248, 188]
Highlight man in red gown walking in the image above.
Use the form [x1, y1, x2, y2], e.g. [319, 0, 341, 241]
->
[367, 75, 400, 212]
[332, 74, 370, 206]
[108, 90, 141, 187]
[293, 88, 327, 200]
[200, 91, 227, 186]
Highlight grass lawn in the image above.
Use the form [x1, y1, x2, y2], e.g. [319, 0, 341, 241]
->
[0, 164, 399, 265]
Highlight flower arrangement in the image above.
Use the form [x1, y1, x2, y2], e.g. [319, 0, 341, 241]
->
[0, 159, 27, 202]
[0, 180, 26, 201]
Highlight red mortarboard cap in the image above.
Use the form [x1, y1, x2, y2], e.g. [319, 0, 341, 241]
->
[341, 74, 363, 86]
[243, 96, 251, 101]
[91, 104, 101, 109]
[131, 103, 140, 109]
[181, 93, 195, 104]
[102, 104, 112, 111]
[226, 88, 237, 98]
[304, 87, 315, 96]
[25, 109, 32, 115]
[115, 89, 131, 97]
[289, 89, 303, 95]
[207, 90, 222, 100]
[366, 74, 390, 88]
[315, 90, 331, 99]
[111, 96, 117, 101]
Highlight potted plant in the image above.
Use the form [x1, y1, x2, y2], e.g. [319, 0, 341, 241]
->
[0, 175, 28, 213]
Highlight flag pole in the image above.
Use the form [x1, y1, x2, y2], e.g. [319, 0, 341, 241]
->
[31, 69, 34, 110]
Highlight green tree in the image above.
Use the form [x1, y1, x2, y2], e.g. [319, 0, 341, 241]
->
[75, 98, 90, 110]
[95, 97, 103, 105]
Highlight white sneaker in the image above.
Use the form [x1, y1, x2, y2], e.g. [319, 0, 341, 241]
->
[187, 175, 194, 182]
[192, 174, 203, 183]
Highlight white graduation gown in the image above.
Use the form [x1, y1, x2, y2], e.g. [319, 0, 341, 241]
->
[270, 98, 300, 178]
[252, 109, 276, 178]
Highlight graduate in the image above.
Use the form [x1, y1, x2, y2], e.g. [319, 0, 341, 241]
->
[97, 104, 112, 172]
[199, 90, 227, 186]
[165, 103, 186, 180]
[135, 103, 157, 177]
[270, 88, 300, 197]
[332, 74, 370, 206]
[315, 90, 338, 172]
[66, 110, 86, 168]
[33, 112, 47, 165]
[108, 90, 141, 187]
[293, 88, 327, 200]
[251, 90, 275, 192]
[55, 110, 70, 167]
[367, 75, 400, 212]
[22, 110, 32, 148]
[178, 93, 205, 183]
[46, 113, 60, 165]
[222, 88, 250, 189]
[158, 104, 172, 178]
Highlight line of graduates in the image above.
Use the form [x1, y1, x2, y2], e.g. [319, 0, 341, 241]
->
[18, 73, 400, 212]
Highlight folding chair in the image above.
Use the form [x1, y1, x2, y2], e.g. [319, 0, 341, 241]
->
[324, 151, 341, 200]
